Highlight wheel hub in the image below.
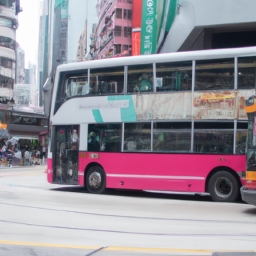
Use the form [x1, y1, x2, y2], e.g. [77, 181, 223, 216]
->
[89, 171, 102, 188]
[214, 177, 233, 199]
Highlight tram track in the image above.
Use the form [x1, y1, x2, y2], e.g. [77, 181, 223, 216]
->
[0, 202, 255, 225]
[0, 202, 256, 231]
[0, 218, 256, 238]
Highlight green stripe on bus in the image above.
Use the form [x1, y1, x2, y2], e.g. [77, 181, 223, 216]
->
[108, 95, 137, 122]
[92, 109, 103, 123]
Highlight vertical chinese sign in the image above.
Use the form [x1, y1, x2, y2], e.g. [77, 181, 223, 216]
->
[132, 0, 142, 56]
[140, 0, 157, 55]
[132, 28, 141, 56]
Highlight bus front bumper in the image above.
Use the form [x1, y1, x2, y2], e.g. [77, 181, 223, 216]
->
[240, 187, 256, 206]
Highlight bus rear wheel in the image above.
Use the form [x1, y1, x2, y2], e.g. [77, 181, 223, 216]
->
[208, 171, 240, 202]
[86, 166, 106, 194]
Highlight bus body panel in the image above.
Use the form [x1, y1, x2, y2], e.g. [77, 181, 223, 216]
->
[77, 152, 246, 192]
[47, 158, 53, 183]
[46, 46, 256, 201]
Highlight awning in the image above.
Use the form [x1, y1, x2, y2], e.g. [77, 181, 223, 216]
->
[39, 131, 48, 136]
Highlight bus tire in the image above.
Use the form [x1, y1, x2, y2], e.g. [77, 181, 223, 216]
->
[208, 171, 240, 202]
[86, 166, 106, 194]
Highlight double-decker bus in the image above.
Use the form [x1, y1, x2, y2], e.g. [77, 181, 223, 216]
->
[46, 46, 256, 202]
[241, 96, 256, 206]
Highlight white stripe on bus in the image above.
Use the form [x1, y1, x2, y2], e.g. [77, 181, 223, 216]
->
[107, 174, 204, 180]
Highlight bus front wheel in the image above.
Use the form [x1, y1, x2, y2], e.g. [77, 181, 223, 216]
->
[208, 171, 240, 202]
[86, 166, 106, 194]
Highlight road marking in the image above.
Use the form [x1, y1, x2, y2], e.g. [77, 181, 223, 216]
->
[0, 173, 40, 177]
[0, 240, 255, 254]
[0, 240, 98, 250]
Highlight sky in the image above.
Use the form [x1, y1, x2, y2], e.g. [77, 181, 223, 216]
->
[16, 0, 98, 67]
[16, 0, 40, 68]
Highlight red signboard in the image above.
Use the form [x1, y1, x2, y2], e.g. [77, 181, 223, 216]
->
[132, 0, 142, 28]
[132, 30, 141, 56]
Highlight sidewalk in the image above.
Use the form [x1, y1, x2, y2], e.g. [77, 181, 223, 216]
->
[0, 157, 46, 168]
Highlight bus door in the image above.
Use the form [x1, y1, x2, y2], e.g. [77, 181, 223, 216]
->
[53, 125, 79, 185]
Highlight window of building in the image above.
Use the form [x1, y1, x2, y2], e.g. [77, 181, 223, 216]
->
[123, 45, 129, 50]
[116, 8, 122, 18]
[156, 61, 192, 91]
[238, 56, 256, 89]
[0, 76, 14, 89]
[114, 26, 122, 36]
[128, 64, 153, 93]
[124, 27, 131, 37]
[124, 123, 151, 151]
[0, 36, 16, 50]
[0, 17, 12, 28]
[153, 122, 191, 152]
[123, 9, 132, 19]
[114, 44, 121, 54]
[0, 57, 13, 69]
[0, 0, 13, 7]
[195, 58, 234, 91]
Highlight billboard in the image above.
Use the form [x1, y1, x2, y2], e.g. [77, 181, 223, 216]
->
[140, 0, 157, 55]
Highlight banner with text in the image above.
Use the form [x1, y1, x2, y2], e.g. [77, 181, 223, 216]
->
[140, 0, 157, 55]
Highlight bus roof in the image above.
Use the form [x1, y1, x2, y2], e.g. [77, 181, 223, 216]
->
[57, 46, 256, 73]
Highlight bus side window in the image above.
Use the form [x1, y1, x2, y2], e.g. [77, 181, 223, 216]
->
[156, 61, 192, 92]
[88, 131, 100, 151]
[90, 66, 124, 95]
[127, 64, 153, 93]
[89, 77, 98, 94]
[88, 124, 122, 152]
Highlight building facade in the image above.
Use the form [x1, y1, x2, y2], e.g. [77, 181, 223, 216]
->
[160, 0, 256, 53]
[76, 20, 87, 62]
[91, 0, 132, 59]
[39, 0, 98, 113]
[0, 0, 22, 139]
[0, 0, 19, 104]
[15, 43, 25, 83]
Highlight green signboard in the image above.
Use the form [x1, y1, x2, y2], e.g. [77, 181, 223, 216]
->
[55, 0, 68, 19]
[156, 0, 178, 51]
[140, 0, 157, 55]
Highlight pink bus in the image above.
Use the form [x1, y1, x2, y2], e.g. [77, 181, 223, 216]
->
[46, 47, 256, 202]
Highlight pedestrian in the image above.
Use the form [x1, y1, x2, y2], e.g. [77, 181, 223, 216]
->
[40, 146, 43, 164]
[20, 147, 25, 166]
[42, 145, 46, 164]
[25, 144, 29, 151]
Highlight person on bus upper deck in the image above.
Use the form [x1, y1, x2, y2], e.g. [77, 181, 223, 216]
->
[88, 132, 100, 152]
[89, 77, 98, 94]
[139, 73, 152, 92]
[81, 82, 90, 95]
